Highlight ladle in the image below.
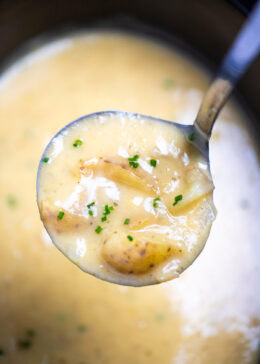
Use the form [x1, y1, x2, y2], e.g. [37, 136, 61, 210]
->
[37, 2, 260, 285]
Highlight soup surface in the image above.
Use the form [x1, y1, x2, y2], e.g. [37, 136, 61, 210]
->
[38, 112, 215, 286]
[0, 32, 259, 363]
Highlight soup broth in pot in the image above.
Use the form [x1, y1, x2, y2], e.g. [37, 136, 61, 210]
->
[0, 32, 259, 363]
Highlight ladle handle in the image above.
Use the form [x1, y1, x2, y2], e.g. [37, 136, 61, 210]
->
[194, 1, 260, 137]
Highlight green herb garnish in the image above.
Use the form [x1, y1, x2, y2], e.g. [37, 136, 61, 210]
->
[57, 211, 65, 220]
[127, 235, 133, 241]
[42, 157, 50, 163]
[128, 154, 140, 168]
[18, 340, 32, 349]
[153, 197, 160, 208]
[73, 139, 83, 148]
[100, 204, 115, 222]
[104, 205, 114, 215]
[150, 159, 157, 167]
[129, 161, 139, 168]
[26, 329, 36, 338]
[128, 155, 139, 161]
[7, 195, 17, 208]
[188, 132, 195, 141]
[104, 205, 110, 215]
[124, 218, 130, 225]
[87, 202, 95, 208]
[173, 194, 183, 206]
[95, 225, 103, 234]
[77, 324, 88, 333]
[87, 202, 95, 216]
[0, 349, 4, 356]
[162, 78, 176, 90]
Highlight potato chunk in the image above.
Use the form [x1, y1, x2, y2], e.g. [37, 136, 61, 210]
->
[40, 200, 88, 233]
[102, 233, 177, 274]
[80, 160, 156, 195]
[165, 167, 214, 213]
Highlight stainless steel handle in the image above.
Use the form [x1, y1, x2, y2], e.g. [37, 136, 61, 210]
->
[194, 1, 260, 137]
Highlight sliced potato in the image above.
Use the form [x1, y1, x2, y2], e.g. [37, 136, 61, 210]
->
[40, 200, 88, 233]
[131, 217, 158, 231]
[102, 233, 180, 274]
[80, 160, 156, 195]
[165, 167, 214, 214]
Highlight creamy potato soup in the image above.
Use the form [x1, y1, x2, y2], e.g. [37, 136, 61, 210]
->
[38, 112, 215, 286]
[0, 32, 259, 362]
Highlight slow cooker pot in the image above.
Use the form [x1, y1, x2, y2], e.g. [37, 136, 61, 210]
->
[0, 0, 259, 141]
[0, 0, 259, 362]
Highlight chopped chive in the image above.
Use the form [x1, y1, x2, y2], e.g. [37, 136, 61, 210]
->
[128, 154, 140, 168]
[77, 324, 88, 333]
[162, 78, 176, 90]
[150, 159, 157, 167]
[124, 218, 130, 225]
[57, 211, 64, 220]
[153, 197, 160, 208]
[101, 204, 115, 222]
[0, 349, 4, 356]
[173, 194, 183, 206]
[18, 340, 32, 349]
[104, 205, 114, 215]
[95, 225, 103, 234]
[104, 205, 110, 215]
[127, 235, 133, 241]
[87, 202, 95, 208]
[88, 210, 93, 216]
[128, 154, 139, 162]
[188, 132, 195, 141]
[73, 139, 83, 148]
[42, 157, 50, 163]
[104, 205, 110, 214]
[129, 161, 139, 168]
[7, 195, 17, 208]
[26, 329, 36, 338]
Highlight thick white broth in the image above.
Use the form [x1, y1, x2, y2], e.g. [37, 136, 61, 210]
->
[38, 112, 215, 286]
[0, 32, 259, 363]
